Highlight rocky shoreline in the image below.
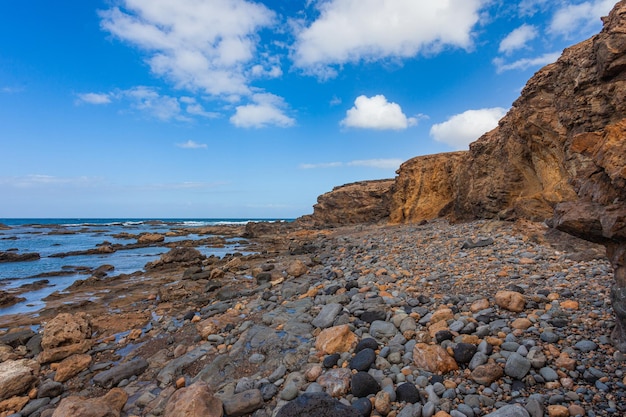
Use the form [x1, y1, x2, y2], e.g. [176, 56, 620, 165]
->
[0, 219, 623, 417]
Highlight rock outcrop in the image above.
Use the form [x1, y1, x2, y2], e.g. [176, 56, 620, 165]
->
[390, 152, 466, 223]
[303, 179, 394, 226]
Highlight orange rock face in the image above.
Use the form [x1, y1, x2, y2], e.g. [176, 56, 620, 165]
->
[412, 343, 458, 374]
[315, 325, 358, 354]
[495, 291, 526, 313]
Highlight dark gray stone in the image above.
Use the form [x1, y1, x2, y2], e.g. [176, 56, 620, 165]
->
[351, 371, 380, 398]
[93, 358, 148, 388]
[350, 348, 376, 371]
[276, 393, 360, 417]
[396, 383, 421, 403]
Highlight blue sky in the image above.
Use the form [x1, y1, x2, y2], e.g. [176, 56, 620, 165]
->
[0, 0, 616, 218]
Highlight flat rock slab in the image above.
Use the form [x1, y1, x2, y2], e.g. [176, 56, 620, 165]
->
[93, 358, 148, 388]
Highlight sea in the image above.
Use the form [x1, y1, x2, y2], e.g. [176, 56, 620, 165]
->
[0, 218, 288, 316]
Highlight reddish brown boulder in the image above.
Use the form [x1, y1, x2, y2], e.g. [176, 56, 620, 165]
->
[54, 353, 92, 383]
[163, 381, 223, 417]
[52, 388, 128, 417]
[315, 325, 358, 354]
[41, 312, 92, 350]
[413, 343, 458, 374]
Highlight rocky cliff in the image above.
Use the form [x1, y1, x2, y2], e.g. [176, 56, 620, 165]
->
[302, 179, 394, 227]
[303, 1, 626, 350]
[389, 152, 466, 223]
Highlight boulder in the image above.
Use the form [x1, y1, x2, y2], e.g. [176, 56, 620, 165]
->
[413, 343, 459, 374]
[0, 359, 39, 401]
[495, 291, 526, 313]
[163, 381, 223, 417]
[41, 312, 92, 350]
[137, 233, 165, 244]
[54, 353, 92, 382]
[146, 247, 205, 269]
[304, 179, 395, 227]
[51, 388, 128, 417]
[315, 325, 358, 354]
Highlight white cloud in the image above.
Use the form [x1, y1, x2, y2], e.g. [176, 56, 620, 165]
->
[493, 51, 561, 73]
[499, 24, 538, 55]
[341, 95, 417, 130]
[176, 140, 207, 149]
[549, 0, 614, 38]
[347, 159, 403, 169]
[76, 92, 112, 104]
[230, 93, 296, 128]
[430, 107, 507, 150]
[518, 0, 549, 17]
[299, 159, 402, 170]
[0, 175, 101, 188]
[121, 86, 190, 121]
[299, 162, 343, 169]
[292, 0, 484, 77]
[99, 0, 277, 97]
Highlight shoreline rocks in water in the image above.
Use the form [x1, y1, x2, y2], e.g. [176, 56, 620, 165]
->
[0, 250, 40, 263]
[0, 219, 623, 417]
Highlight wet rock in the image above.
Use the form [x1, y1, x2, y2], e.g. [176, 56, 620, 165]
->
[147, 247, 204, 269]
[137, 233, 165, 244]
[93, 358, 148, 388]
[315, 325, 358, 354]
[323, 354, 341, 368]
[0, 251, 40, 263]
[352, 397, 373, 417]
[413, 343, 459, 374]
[355, 338, 379, 353]
[163, 381, 224, 417]
[54, 353, 92, 382]
[275, 392, 361, 417]
[0, 359, 39, 401]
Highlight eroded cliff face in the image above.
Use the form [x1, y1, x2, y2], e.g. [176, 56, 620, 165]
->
[389, 152, 466, 223]
[304, 179, 394, 227]
[452, 2, 626, 222]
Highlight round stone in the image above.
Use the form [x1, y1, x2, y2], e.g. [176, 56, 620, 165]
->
[350, 348, 376, 371]
[505, 352, 531, 379]
[323, 353, 341, 368]
[351, 371, 380, 398]
[575, 340, 598, 352]
[453, 343, 477, 364]
[396, 382, 421, 403]
[355, 338, 379, 353]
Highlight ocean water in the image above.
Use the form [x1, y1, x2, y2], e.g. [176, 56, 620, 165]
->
[0, 218, 286, 315]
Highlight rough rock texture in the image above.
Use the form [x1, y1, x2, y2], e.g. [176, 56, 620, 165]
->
[0, 359, 39, 401]
[304, 180, 394, 226]
[390, 152, 466, 223]
[163, 381, 223, 417]
[51, 388, 128, 417]
[275, 392, 361, 417]
[41, 313, 92, 351]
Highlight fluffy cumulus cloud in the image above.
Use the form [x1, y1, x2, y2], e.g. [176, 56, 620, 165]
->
[99, 0, 276, 97]
[292, 0, 484, 78]
[549, 0, 614, 38]
[230, 93, 295, 128]
[498, 24, 538, 55]
[430, 107, 507, 150]
[341, 95, 417, 130]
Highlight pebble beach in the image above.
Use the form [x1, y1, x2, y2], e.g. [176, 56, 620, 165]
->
[0, 218, 624, 417]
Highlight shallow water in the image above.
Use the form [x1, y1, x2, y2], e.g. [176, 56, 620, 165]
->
[0, 218, 278, 316]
